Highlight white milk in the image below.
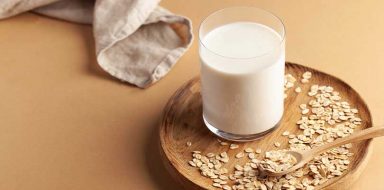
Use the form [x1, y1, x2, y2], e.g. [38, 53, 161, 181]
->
[200, 22, 285, 135]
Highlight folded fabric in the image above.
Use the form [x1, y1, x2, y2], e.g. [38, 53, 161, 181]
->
[0, 0, 193, 88]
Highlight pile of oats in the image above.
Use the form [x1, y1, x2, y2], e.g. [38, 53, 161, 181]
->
[258, 150, 297, 173]
[188, 151, 231, 189]
[187, 71, 361, 190]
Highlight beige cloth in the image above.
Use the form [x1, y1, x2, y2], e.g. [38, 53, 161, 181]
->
[0, 0, 193, 88]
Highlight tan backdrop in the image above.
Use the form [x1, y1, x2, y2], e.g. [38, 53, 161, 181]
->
[0, 0, 383, 189]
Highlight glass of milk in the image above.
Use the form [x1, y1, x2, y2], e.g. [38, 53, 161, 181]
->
[199, 7, 285, 141]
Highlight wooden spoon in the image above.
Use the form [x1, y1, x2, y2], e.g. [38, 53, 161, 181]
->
[262, 126, 384, 177]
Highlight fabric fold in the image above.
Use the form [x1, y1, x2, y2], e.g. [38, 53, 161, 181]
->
[0, 0, 193, 88]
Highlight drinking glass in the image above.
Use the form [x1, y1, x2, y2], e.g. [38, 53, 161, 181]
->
[199, 7, 286, 141]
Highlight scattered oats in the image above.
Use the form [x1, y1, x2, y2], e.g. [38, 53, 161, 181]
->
[295, 87, 302, 93]
[193, 153, 201, 159]
[220, 168, 228, 174]
[344, 143, 353, 149]
[307, 185, 315, 190]
[245, 148, 254, 153]
[344, 160, 350, 165]
[212, 183, 222, 188]
[302, 71, 312, 79]
[219, 175, 228, 180]
[235, 152, 245, 159]
[219, 180, 228, 185]
[187, 75, 360, 189]
[230, 144, 239, 149]
[301, 78, 309, 83]
[220, 142, 229, 146]
[186, 141, 192, 147]
[220, 157, 229, 163]
[235, 164, 243, 171]
[285, 74, 297, 91]
[188, 161, 196, 167]
[302, 109, 310, 114]
[248, 152, 256, 159]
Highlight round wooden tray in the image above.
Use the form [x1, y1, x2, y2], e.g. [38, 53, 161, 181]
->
[159, 62, 373, 190]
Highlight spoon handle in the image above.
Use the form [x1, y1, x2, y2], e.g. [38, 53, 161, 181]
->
[307, 126, 384, 156]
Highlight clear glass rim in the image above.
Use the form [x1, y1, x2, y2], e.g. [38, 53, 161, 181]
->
[198, 6, 286, 60]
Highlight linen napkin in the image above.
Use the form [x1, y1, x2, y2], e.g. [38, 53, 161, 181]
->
[0, 0, 193, 88]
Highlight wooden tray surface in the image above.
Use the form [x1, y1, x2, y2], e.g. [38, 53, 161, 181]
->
[159, 62, 373, 190]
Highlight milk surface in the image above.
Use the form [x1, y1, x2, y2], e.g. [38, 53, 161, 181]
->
[200, 22, 285, 135]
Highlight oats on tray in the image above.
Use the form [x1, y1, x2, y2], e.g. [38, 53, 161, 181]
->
[187, 71, 360, 190]
[235, 152, 244, 159]
[301, 71, 312, 83]
[295, 87, 302, 93]
[230, 144, 239, 149]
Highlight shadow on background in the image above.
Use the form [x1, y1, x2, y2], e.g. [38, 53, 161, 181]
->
[144, 123, 185, 190]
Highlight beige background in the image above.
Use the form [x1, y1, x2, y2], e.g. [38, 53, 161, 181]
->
[0, 0, 383, 189]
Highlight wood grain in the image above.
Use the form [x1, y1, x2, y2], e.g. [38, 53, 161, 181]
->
[159, 62, 373, 190]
